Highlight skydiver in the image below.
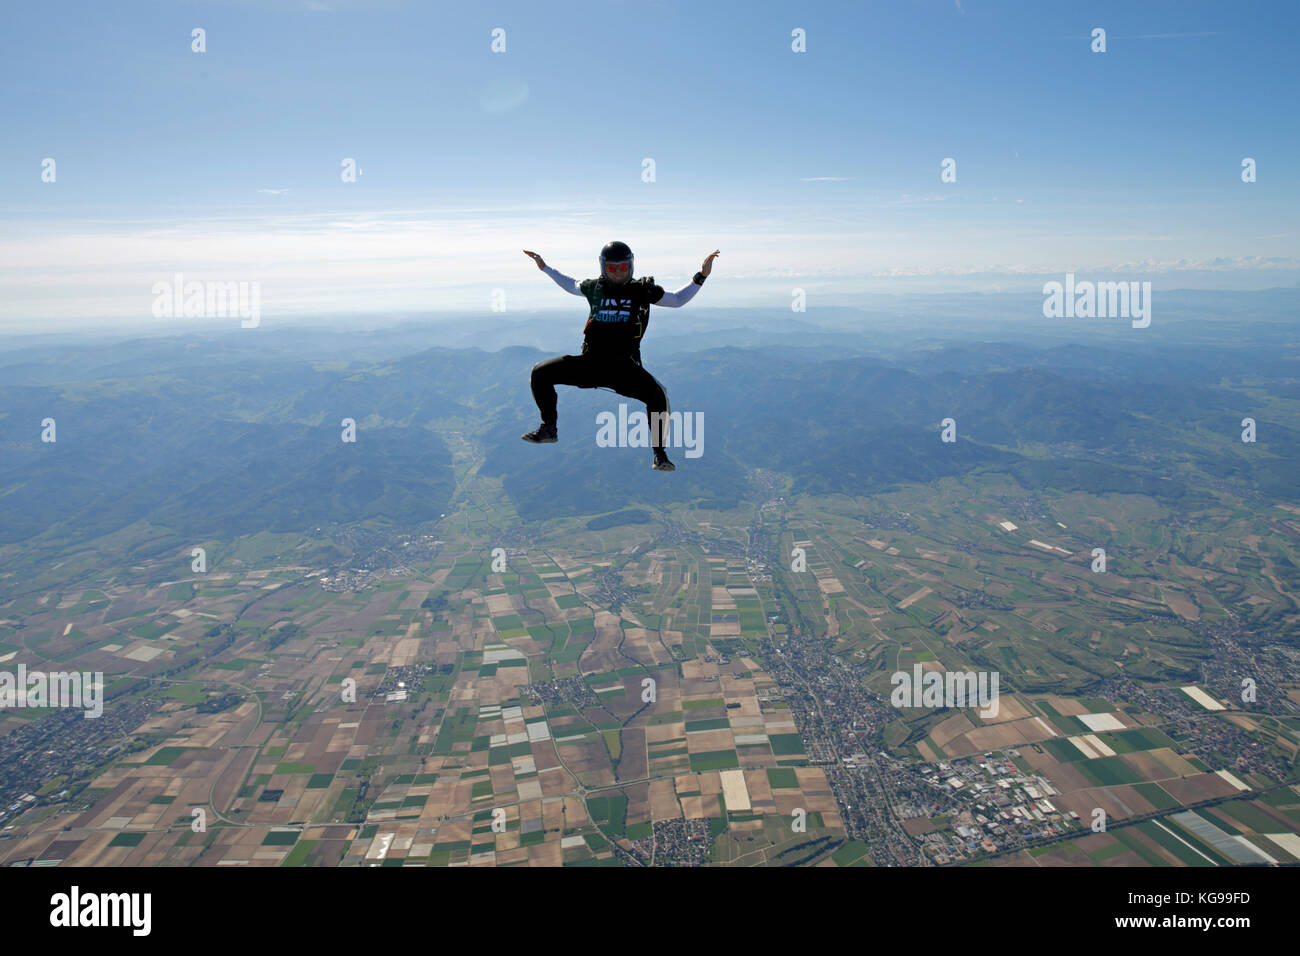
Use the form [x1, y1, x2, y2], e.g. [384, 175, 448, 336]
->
[521, 241, 718, 471]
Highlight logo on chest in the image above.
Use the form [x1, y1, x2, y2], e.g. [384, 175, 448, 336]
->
[593, 296, 636, 323]
[598, 291, 656, 322]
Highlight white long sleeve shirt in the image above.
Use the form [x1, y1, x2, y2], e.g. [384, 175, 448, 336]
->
[542, 265, 702, 307]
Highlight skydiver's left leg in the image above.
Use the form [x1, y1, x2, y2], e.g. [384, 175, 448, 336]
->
[601, 359, 675, 470]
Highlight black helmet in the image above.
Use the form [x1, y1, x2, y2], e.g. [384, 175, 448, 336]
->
[599, 240, 634, 282]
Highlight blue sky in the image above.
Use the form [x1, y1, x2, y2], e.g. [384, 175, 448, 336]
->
[2, 0, 1297, 328]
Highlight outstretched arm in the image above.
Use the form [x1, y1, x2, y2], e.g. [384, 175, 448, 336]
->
[655, 278, 703, 308]
[523, 249, 583, 296]
[653, 249, 720, 307]
[542, 265, 582, 296]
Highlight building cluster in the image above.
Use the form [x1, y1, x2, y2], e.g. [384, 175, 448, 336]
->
[522, 676, 601, 711]
[316, 532, 443, 592]
[893, 751, 1085, 863]
[621, 818, 713, 866]
[0, 696, 162, 827]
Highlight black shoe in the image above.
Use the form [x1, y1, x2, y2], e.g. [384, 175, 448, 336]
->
[521, 422, 557, 443]
[652, 450, 675, 471]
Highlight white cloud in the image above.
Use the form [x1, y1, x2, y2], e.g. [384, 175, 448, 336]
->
[1, 204, 1294, 328]
[1113, 32, 1224, 40]
[869, 256, 1300, 278]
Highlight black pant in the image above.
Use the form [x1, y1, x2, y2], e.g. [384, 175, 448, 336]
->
[530, 352, 671, 450]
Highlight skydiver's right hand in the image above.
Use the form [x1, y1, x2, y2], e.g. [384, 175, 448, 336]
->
[523, 250, 547, 271]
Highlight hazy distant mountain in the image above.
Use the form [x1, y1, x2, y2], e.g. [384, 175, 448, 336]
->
[2, 299, 1297, 559]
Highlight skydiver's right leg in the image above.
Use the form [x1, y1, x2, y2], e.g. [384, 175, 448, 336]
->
[526, 355, 599, 441]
